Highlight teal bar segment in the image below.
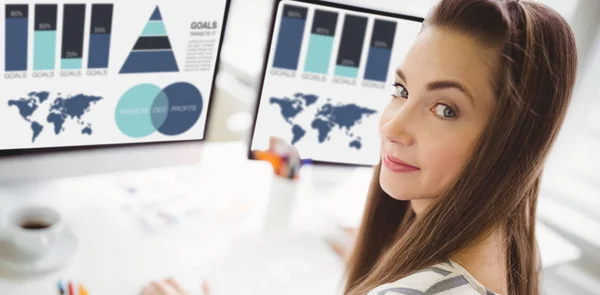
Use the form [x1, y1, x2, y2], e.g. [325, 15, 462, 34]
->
[334, 65, 358, 78]
[304, 34, 334, 74]
[34, 31, 56, 70]
[141, 21, 166, 36]
[61, 58, 82, 69]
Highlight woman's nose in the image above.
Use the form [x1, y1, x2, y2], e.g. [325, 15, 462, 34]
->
[380, 105, 416, 147]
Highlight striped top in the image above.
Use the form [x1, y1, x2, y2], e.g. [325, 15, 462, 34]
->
[368, 260, 499, 295]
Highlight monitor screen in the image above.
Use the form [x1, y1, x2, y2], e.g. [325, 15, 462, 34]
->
[0, 0, 230, 155]
[249, 0, 423, 166]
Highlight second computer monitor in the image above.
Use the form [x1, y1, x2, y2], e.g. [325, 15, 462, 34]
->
[249, 0, 423, 166]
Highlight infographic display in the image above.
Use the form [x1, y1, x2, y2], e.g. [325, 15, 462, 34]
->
[250, 0, 422, 166]
[1, 0, 229, 152]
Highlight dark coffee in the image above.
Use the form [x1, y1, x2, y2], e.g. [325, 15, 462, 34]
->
[20, 221, 51, 230]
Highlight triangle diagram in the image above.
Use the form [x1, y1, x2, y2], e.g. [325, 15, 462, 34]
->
[119, 6, 179, 74]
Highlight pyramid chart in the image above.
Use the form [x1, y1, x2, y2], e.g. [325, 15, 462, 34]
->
[120, 6, 179, 74]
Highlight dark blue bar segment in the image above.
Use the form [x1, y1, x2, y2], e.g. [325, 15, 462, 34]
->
[336, 14, 367, 69]
[89, 35, 110, 68]
[364, 19, 397, 82]
[149, 6, 162, 21]
[272, 4, 308, 70]
[5, 4, 29, 71]
[34, 4, 57, 31]
[311, 9, 337, 36]
[119, 51, 179, 73]
[88, 4, 113, 69]
[364, 48, 392, 82]
[61, 4, 86, 61]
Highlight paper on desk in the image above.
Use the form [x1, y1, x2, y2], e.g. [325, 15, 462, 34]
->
[319, 167, 372, 229]
[210, 232, 345, 295]
[171, 263, 215, 295]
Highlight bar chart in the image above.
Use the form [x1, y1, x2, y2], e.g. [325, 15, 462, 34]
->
[61, 4, 86, 70]
[272, 5, 308, 71]
[88, 4, 113, 69]
[334, 15, 367, 78]
[266, 2, 417, 87]
[364, 19, 397, 82]
[3, 3, 116, 73]
[5, 5, 29, 72]
[335, 15, 368, 78]
[304, 10, 338, 74]
[34, 5, 57, 71]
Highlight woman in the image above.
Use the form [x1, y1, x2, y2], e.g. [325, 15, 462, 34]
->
[143, 0, 577, 294]
[345, 0, 577, 294]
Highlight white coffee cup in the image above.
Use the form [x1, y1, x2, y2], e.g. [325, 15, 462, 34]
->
[7, 205, 65, 260]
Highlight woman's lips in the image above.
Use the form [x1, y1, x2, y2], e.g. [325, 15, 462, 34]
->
[382, 153, 420, 172]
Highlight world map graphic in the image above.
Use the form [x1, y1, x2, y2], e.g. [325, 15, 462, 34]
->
[8, 91, 103, 143]
[269, 93, 376, 149]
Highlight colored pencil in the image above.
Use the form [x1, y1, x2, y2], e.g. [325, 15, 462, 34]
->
[253, 150, 283, 174]
[58, 280, 66, 295]
[79, 283, 88, 295]
[68, 281, 74, 295]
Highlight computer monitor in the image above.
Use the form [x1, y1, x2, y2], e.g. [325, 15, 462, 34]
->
[0, 0, 231, 182]
[248, 0, 423, 166]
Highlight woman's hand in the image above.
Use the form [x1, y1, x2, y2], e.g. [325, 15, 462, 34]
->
[328, 226, 358, 260]
[141, 278, 210, 295]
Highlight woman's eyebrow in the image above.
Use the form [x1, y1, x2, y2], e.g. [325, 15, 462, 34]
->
[395, 69, 475, 108]
[395, 69, 407, 84]
[426, 80, 475, 108]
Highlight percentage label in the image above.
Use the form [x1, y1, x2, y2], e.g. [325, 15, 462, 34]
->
[10, 11, 24, 18]
[374, 41, 388, 48]
[94, 27, 107, 34]
[341, 59, 356, 67]
[66, 51, 78, 58]
[39, 23, 52, 30]
[287, 11, 302, 18]
[316, 28, 330, 35]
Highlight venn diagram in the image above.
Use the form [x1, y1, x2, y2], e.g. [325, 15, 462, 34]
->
[115, 82, 203, 138]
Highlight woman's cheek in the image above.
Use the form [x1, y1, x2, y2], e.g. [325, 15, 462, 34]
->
[425, 143, 471, 189]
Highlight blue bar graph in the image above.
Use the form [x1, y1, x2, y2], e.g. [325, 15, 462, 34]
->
[364, 19, 397, 82]
[334, 15, 367, 78]
[61, 4, 86, 70]
[272, 5, 308, 70]
[5, 5, 29, 71]
[88, 4, 113, 69]
[34, 4, 58, 71]
[304, 10, 338, 74]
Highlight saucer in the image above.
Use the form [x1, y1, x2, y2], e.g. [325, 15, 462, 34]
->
[0, 229, 77, 275]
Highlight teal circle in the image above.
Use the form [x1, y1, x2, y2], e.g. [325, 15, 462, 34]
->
[115, 84, 164, 138]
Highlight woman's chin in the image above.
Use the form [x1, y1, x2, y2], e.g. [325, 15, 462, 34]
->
[379, 172, 418, 200]
[380, 182, 415, 201]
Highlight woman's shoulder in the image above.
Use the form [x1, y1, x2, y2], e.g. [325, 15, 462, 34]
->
[367, 260, 498, 295]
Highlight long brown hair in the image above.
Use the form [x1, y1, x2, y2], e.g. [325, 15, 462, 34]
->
[344, 1, 578, 294]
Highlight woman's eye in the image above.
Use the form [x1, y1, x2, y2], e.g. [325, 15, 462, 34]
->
[392, 83, 409, 99]
[432, 104, 457, 120]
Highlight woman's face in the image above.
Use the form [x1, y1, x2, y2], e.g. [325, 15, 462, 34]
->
[379, 28, 498, 206]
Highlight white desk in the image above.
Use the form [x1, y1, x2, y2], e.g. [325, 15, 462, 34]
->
[0, 141, 364, 295]
[0, 141, 581, 295]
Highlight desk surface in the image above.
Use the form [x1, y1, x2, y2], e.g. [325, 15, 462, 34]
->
[0, 141, 363, 295]
[0, 141, 581, 295]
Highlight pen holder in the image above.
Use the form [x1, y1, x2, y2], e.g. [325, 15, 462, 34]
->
[262, 176, 300, 233]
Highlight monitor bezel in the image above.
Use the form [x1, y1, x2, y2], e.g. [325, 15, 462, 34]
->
[246, 0, 424, 167]
[0, 0, 233, 158]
